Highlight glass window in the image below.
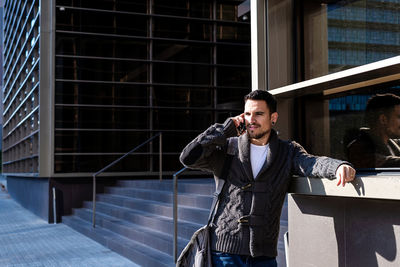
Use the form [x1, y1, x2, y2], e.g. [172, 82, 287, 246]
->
[56, 34, 148, 59]
[298, 81, 400, 171]
[152, 86, 212, 108]
[56, 8, 147, 36]
[55, 57, 148, 82]
[55, 106, 149, 129]
[302, 0, 400, 80]
[153, 17, 212, 41]
[153, 62, 211, 85]
[153, 0, 212, 19]
[216, 1, 241, 21]
[217, 44, 251, 65]
[152, 108, 213, 131]
[153, 41, 212, 63]
[52, 0, 251, 174]
[55, 82, 148, 106]
[55, 130, 150, 153]
[56, 0, 147, 14]
[217, 87, 250, 107]
[217, 66, 250, 87]
[54, 154, 150, 173]
[217, 23, 250, 42]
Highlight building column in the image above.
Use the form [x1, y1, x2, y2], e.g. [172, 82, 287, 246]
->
[39, 0, 55, 177]
[251, 0, 268, 91]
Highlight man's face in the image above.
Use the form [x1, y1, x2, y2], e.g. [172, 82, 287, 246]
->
[385, 105, 400, 139]
[244, 99, 277, 142]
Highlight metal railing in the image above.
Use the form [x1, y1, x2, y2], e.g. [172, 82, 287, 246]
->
[92, 132, 163, 228]
[172, 166, 188, 263]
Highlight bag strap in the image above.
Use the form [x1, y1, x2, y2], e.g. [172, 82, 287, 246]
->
[206, 138, 236, 226]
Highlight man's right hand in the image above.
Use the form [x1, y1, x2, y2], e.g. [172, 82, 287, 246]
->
[231, 113, 246, 135]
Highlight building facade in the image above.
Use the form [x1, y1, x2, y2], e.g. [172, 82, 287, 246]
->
[2, 0, 251, 221]
[249, 1, 400, 266]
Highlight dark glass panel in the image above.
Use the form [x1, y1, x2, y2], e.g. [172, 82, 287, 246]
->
[56, 34, 148, 59]
[56, 0, 147, 14]
[153, 41, 211, 63]
[217, 66, 250, 87]
[153, 0, 212, 18]
[153, 62, 211, 85]
[217, 23, 250, 42]
[216, 1, 241, 21]
[56, 8, 147, 36]
[216, 87, 250, 107]
[55, 57, 148, 82]
[217, 44, 250, 65]
[152, 86, 212, 107]
[153, 108, 213, 131]
[161, 131, 204, 153]
[55, 106, 149, 129]
[55, 132, 197, 172]
[153, 17, 212, 41]
[216, 110, 243, 122]
[54, 154, 150, 173]
[55, 130, 150, 153]
[52, 0, 251, 174]
[55, 82, 148, 106]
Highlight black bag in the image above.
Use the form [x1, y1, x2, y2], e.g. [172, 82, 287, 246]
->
[176, 224, 213, 267]
[176, 139, 235, 267]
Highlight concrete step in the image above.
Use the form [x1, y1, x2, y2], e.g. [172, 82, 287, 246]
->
[63, 215, 175, 267]
[95, 193, 209, 224]
[116, 179, 215, 196]
[85, 200, 202, 240]
[63, 178, 289, 267]
[72, 207, 188, 256]
[104, 186, 213, 210]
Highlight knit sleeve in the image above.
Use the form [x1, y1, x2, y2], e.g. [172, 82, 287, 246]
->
[179, 118, 237, 172]
[291, 141, 347, 179]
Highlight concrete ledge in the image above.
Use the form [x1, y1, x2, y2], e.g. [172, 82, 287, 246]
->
[289, 174, 400, 200]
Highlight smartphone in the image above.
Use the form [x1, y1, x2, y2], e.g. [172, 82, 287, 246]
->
[237, 122, 246, 135]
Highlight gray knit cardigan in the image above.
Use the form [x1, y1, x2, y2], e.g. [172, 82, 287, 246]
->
[180, 119, 345, 257]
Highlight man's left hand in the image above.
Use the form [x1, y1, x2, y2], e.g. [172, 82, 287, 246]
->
[336, 164, 356, 187]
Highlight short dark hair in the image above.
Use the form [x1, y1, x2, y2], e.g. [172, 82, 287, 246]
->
[365, 93, 400, 127]
[244, 90, 277, 113]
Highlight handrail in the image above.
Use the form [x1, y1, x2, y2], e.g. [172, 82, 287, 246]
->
[92, 132, 163, 228]
[172, 166, 188, 263]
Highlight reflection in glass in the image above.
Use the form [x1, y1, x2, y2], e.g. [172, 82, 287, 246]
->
[303, 0, 400, 80]
[299, 81, 400, 171]
[347, 93, 400, 168]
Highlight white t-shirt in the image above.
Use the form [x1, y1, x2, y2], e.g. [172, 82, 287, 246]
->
[250, 143, 270, 178]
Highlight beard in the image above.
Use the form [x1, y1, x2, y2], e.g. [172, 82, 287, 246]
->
[247, 126, 270, 140]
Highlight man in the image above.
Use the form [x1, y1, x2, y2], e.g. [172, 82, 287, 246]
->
[180, 90, 355, 267]
[347, 93, 400, 168]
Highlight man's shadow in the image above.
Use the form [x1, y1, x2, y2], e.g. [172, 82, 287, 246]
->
[292, 178, 398, 267]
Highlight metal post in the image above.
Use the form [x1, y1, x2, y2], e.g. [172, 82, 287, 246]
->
[92, 174, 96, 228]
[172, 167, 187, 262]
[159, 132, 163, 181]
[284, 231, 289, 267]
[52, 187, 57, 224]
[173, 172, 178, 262]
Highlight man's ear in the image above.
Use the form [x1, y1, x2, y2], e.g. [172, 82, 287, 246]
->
[271, 112, 278, 124]
[379, 113, 387, 125]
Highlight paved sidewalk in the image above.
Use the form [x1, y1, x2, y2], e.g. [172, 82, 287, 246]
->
[0, 189, 139, 267]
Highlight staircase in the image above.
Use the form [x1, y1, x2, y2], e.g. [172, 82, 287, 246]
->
[63, 179, 288, 267]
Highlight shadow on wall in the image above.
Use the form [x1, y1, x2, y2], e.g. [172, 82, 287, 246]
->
[293, 178, 398, 267]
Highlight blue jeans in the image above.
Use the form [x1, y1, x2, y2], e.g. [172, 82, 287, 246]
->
[212, 251, 277, 267]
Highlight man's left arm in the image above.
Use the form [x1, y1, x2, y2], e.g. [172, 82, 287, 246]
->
[292, 142, 356, 187]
